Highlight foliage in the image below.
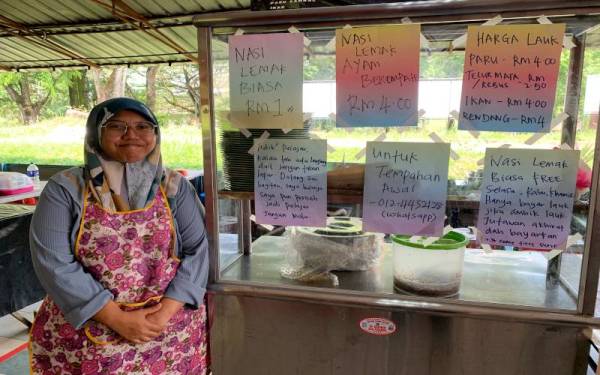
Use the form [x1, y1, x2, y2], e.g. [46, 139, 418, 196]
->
[420, 52, 465, 79]
[0, 85, 18, 120]
[0, 71, 79, 101]
[0, 71, 81, 121]
[552, 48, 600, 121]
[551, 50, 570, 117]
[124, 66, 148, 103]
[156, 64, 200, 116]
[311, 118, 336, 130]
[304, 54, 335, 80]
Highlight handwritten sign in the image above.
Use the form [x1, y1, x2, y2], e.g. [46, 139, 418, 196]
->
[229, 33, 304, 129]
[477, 148, 579, 250]
[254, 139, 327, 226]
[362, 142, 450, 235]
[459, 24, 565, 132]
[336, 25, 420, 127]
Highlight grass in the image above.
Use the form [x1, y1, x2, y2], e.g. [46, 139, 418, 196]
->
[0, 116, 204, 170]
[0, 116, 596, 179]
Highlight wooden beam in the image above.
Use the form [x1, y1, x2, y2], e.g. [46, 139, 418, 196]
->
[90, 0, 198, 64]
[0, 15, 98, 68]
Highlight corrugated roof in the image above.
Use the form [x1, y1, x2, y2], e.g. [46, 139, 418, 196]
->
[0, 0, 246, 26]
[1, 0, 600, 70]
[0, 0, 249, 70]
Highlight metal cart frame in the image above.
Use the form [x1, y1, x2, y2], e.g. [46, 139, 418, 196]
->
[195, 2, 600, 373]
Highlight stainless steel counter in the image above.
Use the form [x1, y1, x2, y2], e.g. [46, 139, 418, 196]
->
[221, 235, 578, 312]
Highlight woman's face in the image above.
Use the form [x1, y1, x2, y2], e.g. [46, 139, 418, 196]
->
[100, 110, 157, 163]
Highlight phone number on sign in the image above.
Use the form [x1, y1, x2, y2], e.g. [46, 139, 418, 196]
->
[375, 199, 443, 210]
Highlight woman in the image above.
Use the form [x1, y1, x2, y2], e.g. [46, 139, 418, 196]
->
[29, 97, 209, 374]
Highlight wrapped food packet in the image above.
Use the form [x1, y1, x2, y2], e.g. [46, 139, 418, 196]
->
[280, 217, 383, 285]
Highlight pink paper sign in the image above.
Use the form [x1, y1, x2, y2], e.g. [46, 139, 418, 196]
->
[362, 142, 450, 235]
[459, 24, 565, 132]
[229, 33, 304, 128]
[477, 148, 579, 250]
[336, 25, 420, 127]
[254, 139, 327, 226]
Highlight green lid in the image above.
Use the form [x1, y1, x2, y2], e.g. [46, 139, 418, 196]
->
[390, 231, 468, 250]
[314, 217, 363, 236]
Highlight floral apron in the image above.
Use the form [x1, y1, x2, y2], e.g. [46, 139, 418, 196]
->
[30, 187, 208, 375]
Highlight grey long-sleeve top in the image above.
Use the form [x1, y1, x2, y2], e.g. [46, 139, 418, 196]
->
[29, 167, 209, 329]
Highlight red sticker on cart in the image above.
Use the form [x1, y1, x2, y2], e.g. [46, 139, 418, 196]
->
[359, 318, 396, 336]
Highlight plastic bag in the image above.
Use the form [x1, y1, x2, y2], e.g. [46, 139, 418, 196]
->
[280, 217, 383, 285]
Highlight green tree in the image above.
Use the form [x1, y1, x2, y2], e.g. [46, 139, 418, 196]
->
[157, 64, 200, 116]
[0, 71, 79, 124]
[552, 50, 570, 116]
[68, 70, 91, 110]
[304, 54, 335, 80]
[553, 47, 600, 120]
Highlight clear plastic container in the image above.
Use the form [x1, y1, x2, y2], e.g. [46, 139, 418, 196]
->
[391, 231, 468, 297]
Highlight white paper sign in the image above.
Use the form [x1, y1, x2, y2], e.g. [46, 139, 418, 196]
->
[362, 142, 450, 235]
[477, 148, 579, 249]
[254, 139, 327, 226]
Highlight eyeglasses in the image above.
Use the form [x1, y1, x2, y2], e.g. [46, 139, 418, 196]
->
[101, 120, 157, 136]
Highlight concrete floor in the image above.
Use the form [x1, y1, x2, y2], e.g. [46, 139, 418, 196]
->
[0, 301, 41, 375]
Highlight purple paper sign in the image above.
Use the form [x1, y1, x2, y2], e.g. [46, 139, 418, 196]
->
[229, 32, 304, 129]
[362, 142, 450, 235]
[254, 139, 327, 226]
[477, 148, 579, 250]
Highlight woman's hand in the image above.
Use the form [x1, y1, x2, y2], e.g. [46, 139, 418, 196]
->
[146, 297, 184, 331]
[94, 300, 164, 344]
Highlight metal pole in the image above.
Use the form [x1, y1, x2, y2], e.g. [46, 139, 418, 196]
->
[240, 199, 252, 255]
[552, 35, 586, 303]
[193, 1, 600, 29]
[562, 35, 586, 147]
[579, 101, 600, 315]
[197, 27, 220, 283]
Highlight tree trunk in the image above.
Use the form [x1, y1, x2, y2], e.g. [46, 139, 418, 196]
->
[111, 67, 127, 98]
[5, 74, 41, 125]
[68, 70, 90, 109]
[183, 66, 200, 116]
[19, 103, 38, 125]
[91, 68, 107, 102]
[91, 67, 128, 103]
[6, 90, 39, 125]
[146, 66, 159, 112]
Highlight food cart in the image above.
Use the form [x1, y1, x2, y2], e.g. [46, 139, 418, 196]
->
[194, 1, 600, 373]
